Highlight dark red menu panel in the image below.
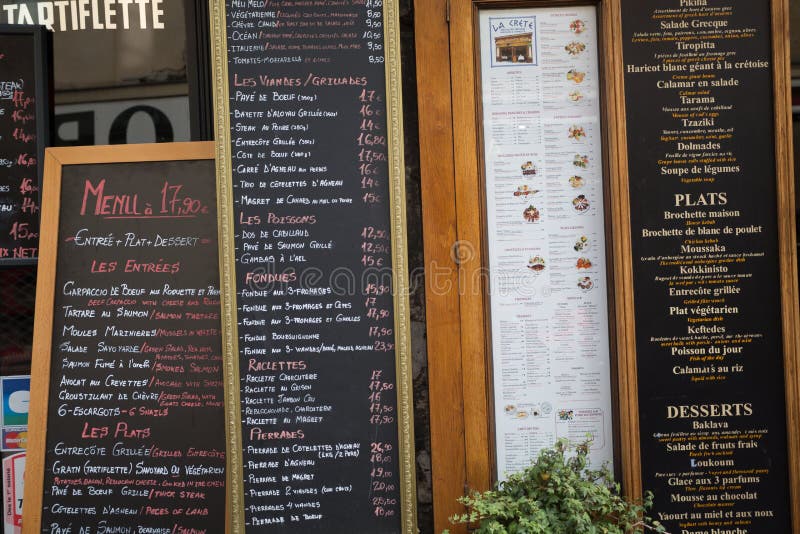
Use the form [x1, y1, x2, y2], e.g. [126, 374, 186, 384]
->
[0, 26, 50, 262]
[40, 160, 226, 533]
[622, 0, 791, 532]
[224, 2, 403, 532]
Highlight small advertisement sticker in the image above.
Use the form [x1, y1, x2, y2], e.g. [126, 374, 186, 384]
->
[1, 377, 28, 452]
[3, 452, 24, 534]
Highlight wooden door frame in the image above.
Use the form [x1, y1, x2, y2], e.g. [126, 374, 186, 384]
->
[416, 1, 629, 531]
[414, 1, 468, 532]
[417, 0, 799, 532]
[417, 3, 630, 531]
[772, 3, 800, 530]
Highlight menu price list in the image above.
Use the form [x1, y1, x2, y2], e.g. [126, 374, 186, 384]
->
[225, 1, 402, 532]
[0, 34, 41, 261]
[41, 161, 226, 533]
[622, 0, 789, 532]
[478, 5, 615, 477]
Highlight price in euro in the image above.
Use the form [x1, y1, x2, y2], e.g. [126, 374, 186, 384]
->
[357, 133, 387, 146]
[369, 414, 395, 425]
[362, 192, 382, 204]
[370, 451, 392, 464]
[359, 149, 387, 163]
[373, 341, 395, 352]
[361, 254, 384, 267]
[361, 241, 390, 254]
[161, 182, 210, 216]
[369, 380, 394, 392]
[9, 222, 37, 240]
[370, 442, 393, 454]
[361, 227, 389, 240]
[371, 481, 396, 492]
[359, 163, 378, 176]
[366, 307, 391, 320]
[360, 119, 380, 131]
[373, 507, 396, 518]
[361, 177, 381, 189]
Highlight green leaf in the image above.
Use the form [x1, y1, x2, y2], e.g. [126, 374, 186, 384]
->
[445, 439, 667, 534]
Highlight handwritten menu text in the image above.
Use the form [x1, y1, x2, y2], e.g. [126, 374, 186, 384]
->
[40, 160, 226, 533]
[224, 1, 403, 532]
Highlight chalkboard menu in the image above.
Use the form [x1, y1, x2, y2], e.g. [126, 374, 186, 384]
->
[622, 1, 791, 531]
[0, 25, 51, 264]
[211, 1, 416, 532]
[24, 143, 226, 533]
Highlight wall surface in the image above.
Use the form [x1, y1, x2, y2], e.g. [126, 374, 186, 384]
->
[398, 0, 434, 532]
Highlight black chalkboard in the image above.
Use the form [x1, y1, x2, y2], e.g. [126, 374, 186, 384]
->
[213, 2, 415, 532]
[0, 25, 51, 264]
[622, 1, 790, 531]
[25, 143, 226, 533]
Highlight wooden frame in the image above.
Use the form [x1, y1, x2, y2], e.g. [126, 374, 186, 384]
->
[209, 1, 417, 532]
[418, 1, 625, 531]
[413, 1, 467, 532]
[771, 2, 800, 529]
[0, 24, 52, 266]
[419, 0, 800, 531]
[601, 0, 640, 501]
[471, 0, 622, 484]
[607, 2, 800, 528]
[23, 141, 216, 534]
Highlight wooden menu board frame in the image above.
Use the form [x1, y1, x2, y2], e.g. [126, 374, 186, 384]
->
[606, 0, 800, 530]
[0, 24, 51, 266]
[416, 0, 800, 532]
[415, 1, 626, 531]
[209, 1, 417, 532]
[473, 2, 620, 484]
[23, 141, 221, 534]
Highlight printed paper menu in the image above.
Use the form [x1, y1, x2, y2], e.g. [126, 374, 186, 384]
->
[478, 5, 614, 477]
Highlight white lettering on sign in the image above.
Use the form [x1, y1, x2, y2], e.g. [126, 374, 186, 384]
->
[0, 0, 165, 31]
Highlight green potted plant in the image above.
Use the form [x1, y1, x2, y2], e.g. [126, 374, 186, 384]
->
[445, 439, 667, 534]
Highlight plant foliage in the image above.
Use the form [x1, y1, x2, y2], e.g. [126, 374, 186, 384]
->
[445, 439, 667, 534]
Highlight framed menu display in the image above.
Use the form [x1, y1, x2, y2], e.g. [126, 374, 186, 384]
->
[477, 5, 615, 477]
[23, 142, 227, 533]
[617, 0, 800, 532]
[210, 0, 417, 532]
[0, 25, 51, 264]
[414, 0, 800, 532]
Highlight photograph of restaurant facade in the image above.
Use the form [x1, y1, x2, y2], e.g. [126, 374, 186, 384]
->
[0, 0, 796, 533]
